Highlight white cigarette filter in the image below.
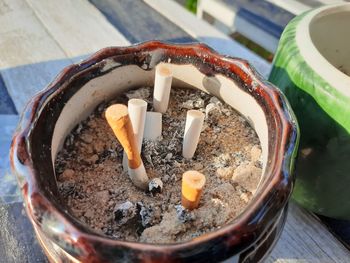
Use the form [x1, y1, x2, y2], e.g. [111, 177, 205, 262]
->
[143, 112, 162, 140]
[128, 99, 147, 151]
[153, 65, 173, 113]
[105, 104, 149, 190]
[123, 99, 147, 171]
[182, 110, 205, 159]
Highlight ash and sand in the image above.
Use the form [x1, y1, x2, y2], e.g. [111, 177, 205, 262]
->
[55, 87, 262, 244]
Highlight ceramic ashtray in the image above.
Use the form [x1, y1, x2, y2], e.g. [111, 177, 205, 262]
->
[11, 41, 298, 262]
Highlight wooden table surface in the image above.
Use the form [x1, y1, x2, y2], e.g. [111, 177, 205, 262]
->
[0, 0, 349, 262]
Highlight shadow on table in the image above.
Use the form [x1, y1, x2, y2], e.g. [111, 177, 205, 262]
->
[0, 75, 16, 115]
[0, 202, 48, 263]
[318, 215, 350, 249]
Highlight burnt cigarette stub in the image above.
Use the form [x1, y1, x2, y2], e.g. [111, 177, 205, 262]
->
[143, 112, 162, 140]
[123, 99, 148, 171]
[181, 170, 206, 210]
[114, 201, 137, 226]
[148, 178, 163, 195]
[137, 202, 156, 228]
[153, 65, 173, 113]
[128, 164, 149, 190]
[175, 204, 196, 223]
[105, 104, 149, 189]
[182, 110, 205, 159]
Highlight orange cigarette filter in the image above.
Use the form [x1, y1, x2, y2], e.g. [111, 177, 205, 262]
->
[105, 104, 141, 169]
[181, 170, 206, 210]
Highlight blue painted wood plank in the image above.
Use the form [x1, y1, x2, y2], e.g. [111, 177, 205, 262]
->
[0, 75, 17, 115]
[0, 115, 21, 203]
[89, 0, 195, 43]
[223, 0, 295, 38]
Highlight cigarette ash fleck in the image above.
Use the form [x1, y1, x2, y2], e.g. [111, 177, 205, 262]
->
[55, 87, 262, 243]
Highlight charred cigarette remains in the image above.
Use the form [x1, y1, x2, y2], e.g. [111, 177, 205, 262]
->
[175, 204, 196, 223]
[105, 104, 149, 189]
[153, 65, 173, 113]
[148, 178, 163, 195]
[138, 202, 158, 228]
[114, 201, 138, 226]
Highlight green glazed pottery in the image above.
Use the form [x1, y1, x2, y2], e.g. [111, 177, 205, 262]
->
[269, 3, 350, 220]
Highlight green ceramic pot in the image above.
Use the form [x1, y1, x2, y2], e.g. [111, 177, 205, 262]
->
[269, 4, 350, 220]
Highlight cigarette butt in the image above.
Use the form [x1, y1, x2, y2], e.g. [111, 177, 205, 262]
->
[181, 171, 206, 210]
[128, 164, 149, 190]
[105, 104, 149, 189]
[182, 110, 205, 159]
[153, 65, 172, 113]
[128, 99, 147, 151]
[143, 112, 162, 140]
[122, 99, 147, 171]
[105, 104, 141, 168]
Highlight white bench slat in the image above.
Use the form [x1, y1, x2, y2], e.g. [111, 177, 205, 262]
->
[26, 0, 130, 61]
[0, 0, 71, 112]
[197, 0, 238, 29]
[197, 0, 280, 53]
[315, 0, 346, 5]
[197, 0, 346, 54]
[144, 0, 271, 78]
[266, 0, 345, 15]
[0, 0, 131, 112]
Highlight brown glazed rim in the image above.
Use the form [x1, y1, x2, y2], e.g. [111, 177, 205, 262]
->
[10, 41, 298, 260]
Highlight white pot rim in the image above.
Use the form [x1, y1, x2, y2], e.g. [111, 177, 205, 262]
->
[296, 3, 350, 98]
